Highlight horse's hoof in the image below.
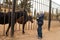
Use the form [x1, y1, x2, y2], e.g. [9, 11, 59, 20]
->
[6, 34, 8, 37]
[22, 32, 25, 34]
[6, 32, 8, 36]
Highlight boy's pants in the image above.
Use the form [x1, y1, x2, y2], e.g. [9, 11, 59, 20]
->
[37, 24, 42, 38]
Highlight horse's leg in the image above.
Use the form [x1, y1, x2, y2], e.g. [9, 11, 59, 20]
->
[22, 24, 25, 34]
[6, 23, 11, 36]
[11, 23, 15, 37]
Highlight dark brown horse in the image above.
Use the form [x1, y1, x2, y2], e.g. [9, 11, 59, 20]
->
[0, 10, 33, 36]
[17, 15, 33, 33]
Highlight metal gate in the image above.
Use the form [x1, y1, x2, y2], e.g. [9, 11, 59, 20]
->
[0, 0, 60, 37]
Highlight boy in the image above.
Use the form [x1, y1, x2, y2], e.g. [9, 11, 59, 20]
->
[37, 13, 44, 39]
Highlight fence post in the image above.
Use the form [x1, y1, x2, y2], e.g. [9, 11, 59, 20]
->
[52, 8, 54, 20]
[3, 9, 6, 36]
[48, 0, 52, 31]
[56, 8, 58, 20]
[11, 0, 16, 37]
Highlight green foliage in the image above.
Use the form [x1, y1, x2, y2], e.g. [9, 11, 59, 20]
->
[34, 9, 37, 19]
[5, 0, 12, 5]
[20, 0, 31, 12]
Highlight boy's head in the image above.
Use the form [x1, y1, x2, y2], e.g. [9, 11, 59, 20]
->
[39, 12, 44, 18]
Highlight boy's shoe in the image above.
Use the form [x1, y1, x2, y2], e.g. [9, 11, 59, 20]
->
[38, 37, 42, 40]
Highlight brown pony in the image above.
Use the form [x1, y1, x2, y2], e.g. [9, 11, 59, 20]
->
[17, 15, 33, 34]
[5, 10, 33, 36]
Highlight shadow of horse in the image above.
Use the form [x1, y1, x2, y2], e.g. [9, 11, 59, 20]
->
[0, 10, 33, 36]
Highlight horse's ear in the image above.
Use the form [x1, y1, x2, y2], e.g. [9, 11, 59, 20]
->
[24, 9, 27, 12]
[29, 15, 30, 16]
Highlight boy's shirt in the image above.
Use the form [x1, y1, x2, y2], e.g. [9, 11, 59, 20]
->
[37, 13, 44, 25]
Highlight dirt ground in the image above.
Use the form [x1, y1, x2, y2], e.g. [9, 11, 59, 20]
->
[0, 20, 60, 40]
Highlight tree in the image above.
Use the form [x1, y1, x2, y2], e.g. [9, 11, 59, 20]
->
[34, 9, 36, 19]
[3, 0, 12, 12]
[20, 0, 31, 13]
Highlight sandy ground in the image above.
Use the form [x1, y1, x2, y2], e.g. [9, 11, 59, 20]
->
[0, 20, 60, 40]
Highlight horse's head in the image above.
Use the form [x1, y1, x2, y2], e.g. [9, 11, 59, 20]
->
[28, 15, 33, 23]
